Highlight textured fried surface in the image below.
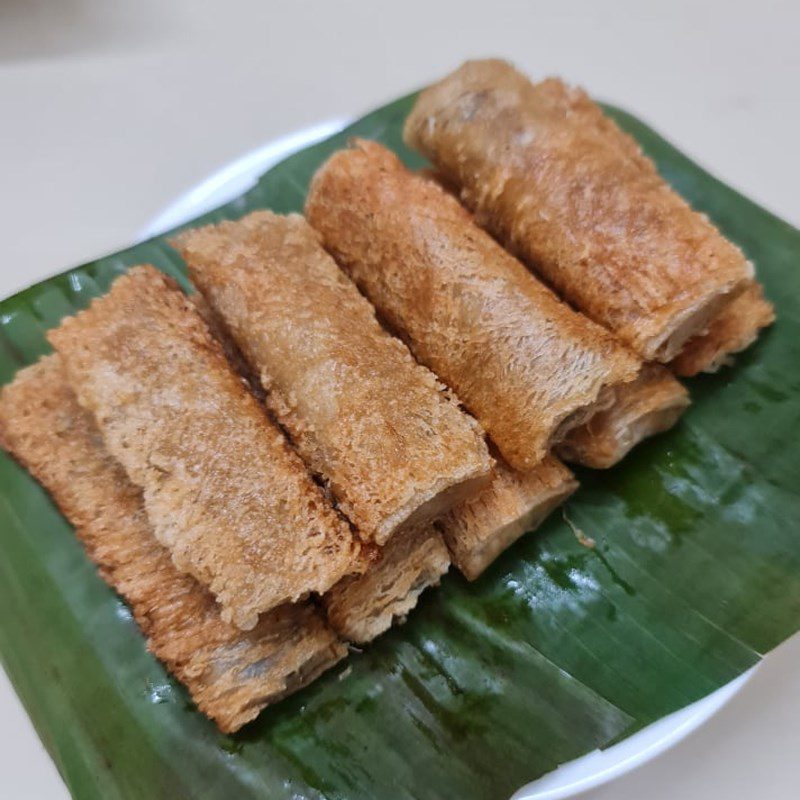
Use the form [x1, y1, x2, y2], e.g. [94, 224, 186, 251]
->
[175, 212, 492, 544]
[405, 59, 753, 362]
[190, 292, 266, 402]
[48, 266, 362, 630]
[439, 456, 578, 580]
[323, 526, 450, 643]
[0, 356, 347, 733]
[558, 364, 690, 468]
[306, 141, 640, 471]
[671, 281, 775, 376]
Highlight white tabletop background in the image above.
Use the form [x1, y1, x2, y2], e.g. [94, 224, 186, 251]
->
[1, 1, 798, 798]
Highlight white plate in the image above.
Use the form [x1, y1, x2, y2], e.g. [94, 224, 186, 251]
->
[140, 121, 757, 800]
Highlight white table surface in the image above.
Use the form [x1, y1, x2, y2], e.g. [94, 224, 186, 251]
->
[1, 1, 798, 798]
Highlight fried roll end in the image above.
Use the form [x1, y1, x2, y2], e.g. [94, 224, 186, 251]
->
[556, 364, 690, 469]
[670, 282, 775, 377]
[48, 265, 362, 630]
[439, 457, 578, 580]
[0, 356, 346, 733]
[323, 526, 450, 643]
[202, 604, 346, 732]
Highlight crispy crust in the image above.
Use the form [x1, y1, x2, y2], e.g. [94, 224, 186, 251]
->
[439, 455, 578, 580]
[48, 266, 362, 630]
[404, 59, 753, 362]
[557, 364, 690, 468]
[306, 140, 640, 471]
[323, 526, 450, 643]
[174, 212, 492, 544]
[670, 281, 775, 376]
[0, 356, 347, 733]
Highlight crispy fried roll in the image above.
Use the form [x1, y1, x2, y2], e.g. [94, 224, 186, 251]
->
[439, 456, 578, 580]
[196, 287, 452, 642]
[557, 364, 689, 468]
[306, 140, 644, 471]
[48, 266, 362, 631]
[670, 281, 775, 376]
[174, 212, 492, 545]
[323, 525, 450, 643]
[404, 59, 754, 363]
[0, 356, 347, 733]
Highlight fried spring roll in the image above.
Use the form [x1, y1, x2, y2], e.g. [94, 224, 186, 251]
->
[670, 281, 775, 376]
[306, 140, 650, 472]
[404, 59, 755, 363]
[439, 456, 578, 580]
[174, 212, 492, 545]
[194, 289, 451, 643]
[48, 266, 363, 631]
[0, 356, 347, 733]
[323, 526, 450, 643]
[557, 364, 689, 468]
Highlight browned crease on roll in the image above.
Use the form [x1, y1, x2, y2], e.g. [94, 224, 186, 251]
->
[323, 525, 450, 643]
[670, 281, 775, 376]
[190, 292, 266, 402]
[174, 212, 492, 545]
[438, 456, 578, 581]
[48, 266, 363, 631]
[557, 364, 690, 468]
[416, 167, 460, 197]
[305, 139, 644, 472]
[404, 59, 755, 363]
[0, 355, 347, 733]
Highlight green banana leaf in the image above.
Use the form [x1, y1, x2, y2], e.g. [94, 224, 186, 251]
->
[1, 92, 799, 800]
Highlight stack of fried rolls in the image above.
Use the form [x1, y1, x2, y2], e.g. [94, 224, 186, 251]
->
[0, 58, 772, 733]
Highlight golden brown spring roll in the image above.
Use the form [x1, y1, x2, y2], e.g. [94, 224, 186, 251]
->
[671, 281, 775, 376]
[0, 356, 347, 733]
[439, 456, 578, 580]
[193, 287, 451, 643]
[323, 525, 450, 643]
[306, 140, 651, 472]
[174, 212, 492, 545]
[195, 278, 454, 644]
[48, 266, 363, 631]
[404, 59, 754, 363]
[557, 364, 689, 468]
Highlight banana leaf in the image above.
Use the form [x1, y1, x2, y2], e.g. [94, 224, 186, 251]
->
[1, 92, 799, 800]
